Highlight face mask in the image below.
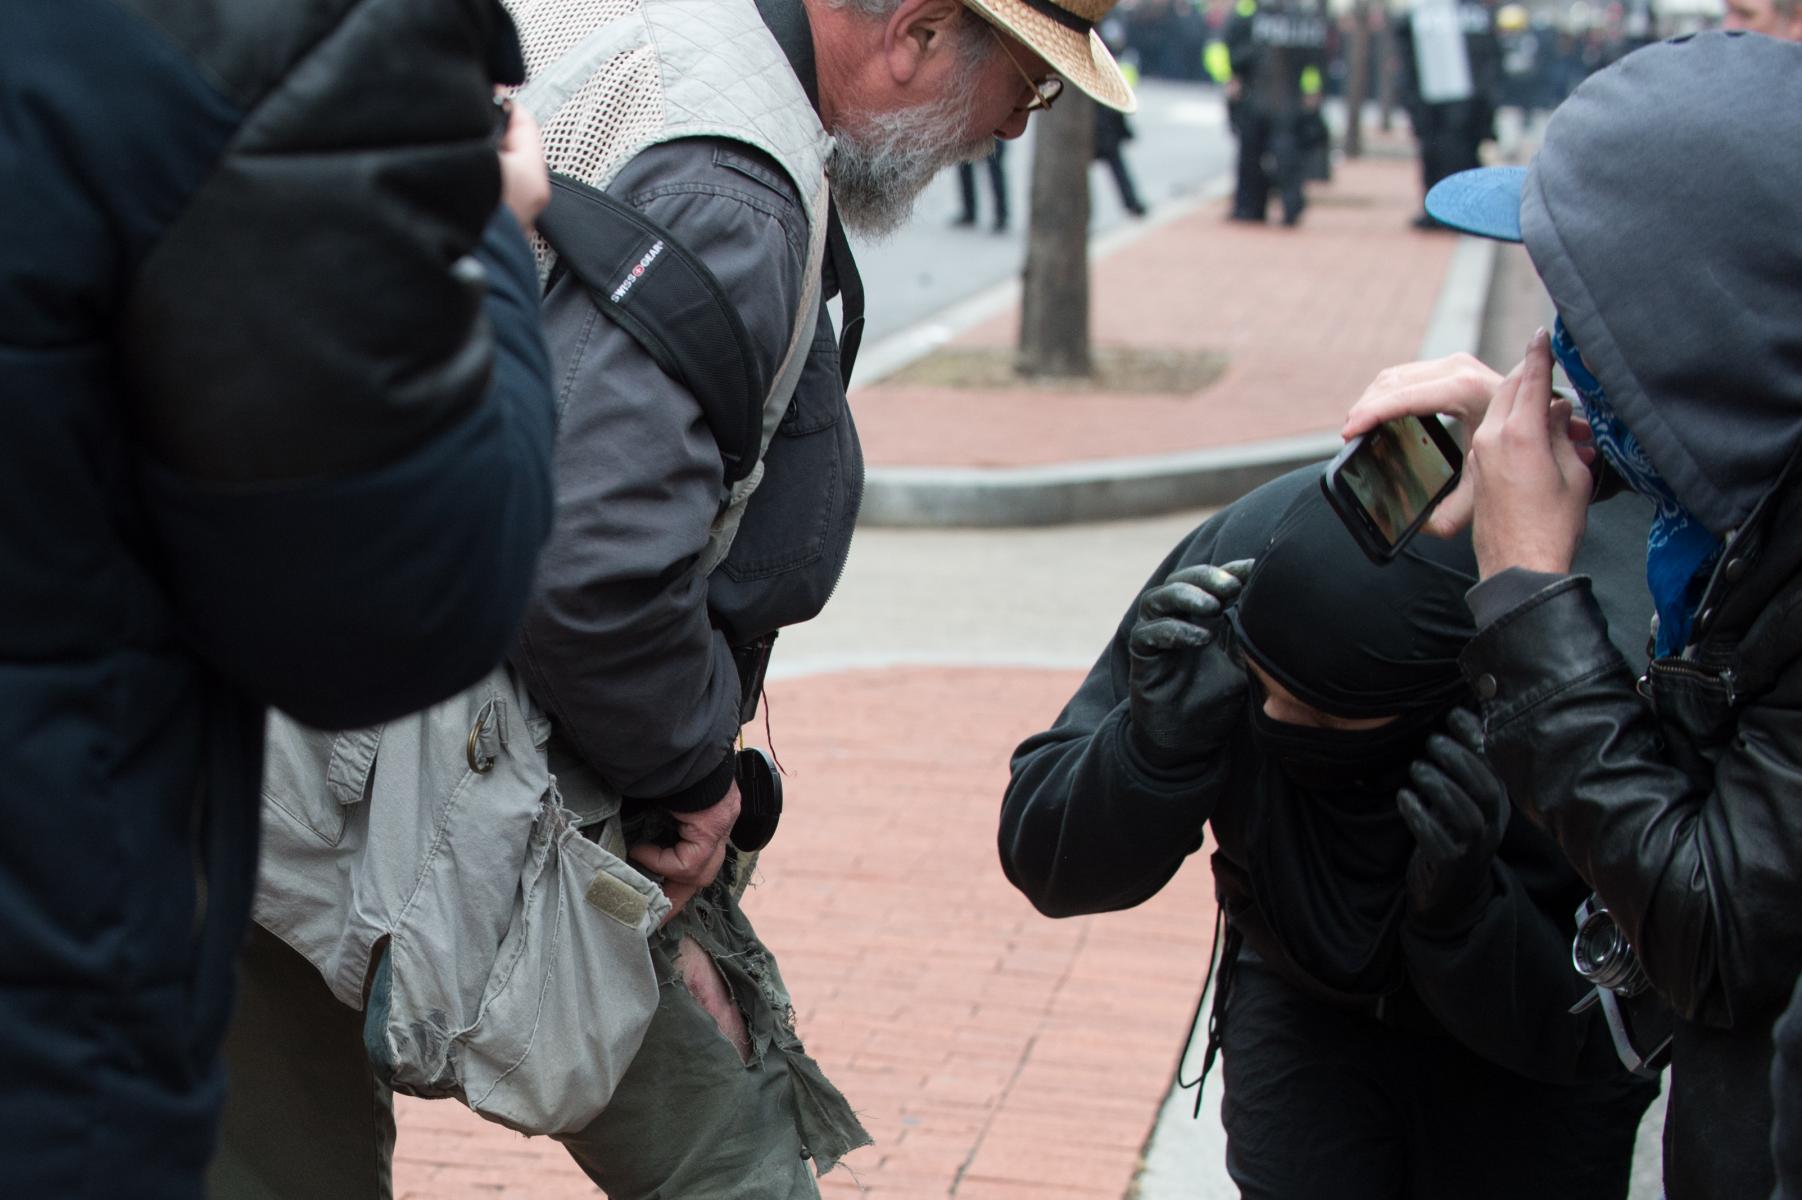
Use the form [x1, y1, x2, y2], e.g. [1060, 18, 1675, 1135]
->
[1550, 317, 1664, 506]
[1552, 316, 1723, 656]
[1246, 698, 1435, 796]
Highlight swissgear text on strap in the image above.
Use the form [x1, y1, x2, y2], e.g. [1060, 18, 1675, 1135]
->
[537, 173, 766, 485]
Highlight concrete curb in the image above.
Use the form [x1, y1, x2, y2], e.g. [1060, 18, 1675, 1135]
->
[857, 432, 1347, 527]
[854, 207, 1498, 528]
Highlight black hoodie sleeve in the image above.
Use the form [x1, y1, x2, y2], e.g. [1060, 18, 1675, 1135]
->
[1000, 525, 1243, 918]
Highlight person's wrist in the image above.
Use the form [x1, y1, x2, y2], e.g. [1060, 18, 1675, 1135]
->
[1128, 722, 1199, 770]
[1476, 533, 1576, 579]
[1407, 864, 1493, 936]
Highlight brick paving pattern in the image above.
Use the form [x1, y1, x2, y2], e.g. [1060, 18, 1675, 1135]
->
[854, 154, 1455, 469]
[392, 668, 1219, 1198]
[390, 151, 1459, 1197]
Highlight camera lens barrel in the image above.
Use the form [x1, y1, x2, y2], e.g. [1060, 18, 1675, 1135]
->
[1572, 902, 1651, 997]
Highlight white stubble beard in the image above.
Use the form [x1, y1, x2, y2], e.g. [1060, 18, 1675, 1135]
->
[828, 90, 999, 239]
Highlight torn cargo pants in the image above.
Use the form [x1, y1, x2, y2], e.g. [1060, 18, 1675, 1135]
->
[207, 870, 867, 1199]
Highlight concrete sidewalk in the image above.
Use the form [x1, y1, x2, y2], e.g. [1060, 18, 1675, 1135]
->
[386, 149, 1523, 1199]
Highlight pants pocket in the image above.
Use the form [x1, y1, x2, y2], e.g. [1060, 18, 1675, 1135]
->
[452, 796, 668, 1134]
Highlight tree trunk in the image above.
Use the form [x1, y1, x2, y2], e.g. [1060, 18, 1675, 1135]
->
[1343, 1, 1371, 159]
[1016, 90, 1094, 379]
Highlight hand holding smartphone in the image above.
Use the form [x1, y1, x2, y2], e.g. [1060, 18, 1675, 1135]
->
[1321, 414, 1463, 565]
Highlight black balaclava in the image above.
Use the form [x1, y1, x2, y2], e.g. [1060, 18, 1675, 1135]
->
[1222, 479, 1479, 997]
[1229, 480, 1478, 788]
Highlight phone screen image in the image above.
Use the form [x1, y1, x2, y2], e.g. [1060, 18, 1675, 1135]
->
[1338, 416, 1457, 547]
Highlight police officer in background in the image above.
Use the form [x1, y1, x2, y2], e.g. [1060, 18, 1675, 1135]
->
[1394, 0, 1501, 229]
[1209, 0, 1329, 226]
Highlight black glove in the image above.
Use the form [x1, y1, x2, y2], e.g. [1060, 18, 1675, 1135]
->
[1397, 707, 1508, 930]
[1126, 560, 1254, 770]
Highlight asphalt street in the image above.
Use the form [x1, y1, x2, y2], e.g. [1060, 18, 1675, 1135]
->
[848, 77, 1236, 348]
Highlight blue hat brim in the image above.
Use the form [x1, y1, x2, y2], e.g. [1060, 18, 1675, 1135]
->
[1424, 166, 1527, 242]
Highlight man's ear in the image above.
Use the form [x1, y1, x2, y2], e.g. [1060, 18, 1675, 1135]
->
[883, 0, 970, 84]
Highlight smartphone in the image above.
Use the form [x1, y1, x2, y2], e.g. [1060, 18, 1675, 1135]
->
[1320, 414, 1463, 565]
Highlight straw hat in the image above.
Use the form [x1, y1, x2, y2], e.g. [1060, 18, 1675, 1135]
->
[962, 0, 1138, 113]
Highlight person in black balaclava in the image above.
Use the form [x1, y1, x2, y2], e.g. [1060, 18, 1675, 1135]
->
[999, 467, 1657, 1198]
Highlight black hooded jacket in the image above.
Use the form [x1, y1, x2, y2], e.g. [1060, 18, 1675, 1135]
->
[1000, 468, 1653, 1086]
[1457, 33, 1802, 1200]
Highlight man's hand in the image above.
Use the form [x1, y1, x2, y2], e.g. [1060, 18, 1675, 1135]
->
[1397, 708, 1507, 928]
[1127, 560, 1255, 769]
[1341, 353, 1502, 538]
[496, 95, 550, 230]
[630, 780, 741, 924]
[1467, 330, 1591, 577]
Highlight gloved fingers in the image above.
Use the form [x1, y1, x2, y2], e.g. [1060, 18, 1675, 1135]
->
[1421, 729, 1502, 806]
[1445, 707, 1486, 755]
[1138, 579, 1226, 627]
[1219, 558, 1257, 583]
[1397, 787, 1459, 861]
[1159, 563, 1248, 606]
[1129, 615, 1213, 657]
[1408, 756, 1485, 843]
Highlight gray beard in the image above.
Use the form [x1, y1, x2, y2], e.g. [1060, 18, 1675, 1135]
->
[829, 91, 996, 239]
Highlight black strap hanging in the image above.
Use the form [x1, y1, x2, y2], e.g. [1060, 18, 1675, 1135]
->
[825, 202, 864, 388]
[1176, 908, 1244, 1119]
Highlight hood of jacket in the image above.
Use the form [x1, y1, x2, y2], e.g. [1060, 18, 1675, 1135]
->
[1521, 31, 1802, 538]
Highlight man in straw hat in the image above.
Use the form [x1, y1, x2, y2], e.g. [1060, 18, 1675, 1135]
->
[209, 1, 1132, 1199]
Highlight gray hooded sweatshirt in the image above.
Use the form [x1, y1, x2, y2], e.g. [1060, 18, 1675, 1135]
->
[1522, 31, 1802, 538]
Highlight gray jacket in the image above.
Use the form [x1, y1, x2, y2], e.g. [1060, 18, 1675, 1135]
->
[512, 134, 862, 815]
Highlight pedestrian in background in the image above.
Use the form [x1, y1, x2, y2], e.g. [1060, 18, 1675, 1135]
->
[1208, 0, 1329, 226]
[1393, 0, 1501, 230]
[955, 142, 1011, 231]
[1721, 0, 1802, 39]
[0, 3, 558, 1194]
[1347, 33, 1802, 1198]
[1095, 16, 1149, 217]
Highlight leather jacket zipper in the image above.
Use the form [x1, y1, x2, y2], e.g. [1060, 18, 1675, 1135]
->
[1639, 661, 1739, 707]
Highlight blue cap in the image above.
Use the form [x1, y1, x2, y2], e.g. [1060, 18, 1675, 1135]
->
[1424, 166, 1528, 242]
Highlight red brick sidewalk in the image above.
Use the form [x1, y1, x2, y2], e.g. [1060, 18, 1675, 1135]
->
[392, 667, 1219, 1198]
[853, 153, 1456, 469]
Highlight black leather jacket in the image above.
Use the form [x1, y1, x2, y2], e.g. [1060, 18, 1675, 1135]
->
[1463, 449, 1802, 1200]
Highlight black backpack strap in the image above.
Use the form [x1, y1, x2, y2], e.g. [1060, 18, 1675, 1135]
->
[536, 172, 767, 486]
[825, 201, 864, 388]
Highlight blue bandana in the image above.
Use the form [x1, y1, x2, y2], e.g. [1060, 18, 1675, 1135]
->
[1551, 317, 1721, 657]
